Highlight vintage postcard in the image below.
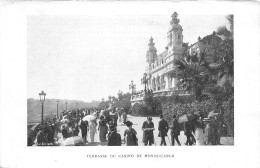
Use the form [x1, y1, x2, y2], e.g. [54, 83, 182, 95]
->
[0, 1, 260, 168]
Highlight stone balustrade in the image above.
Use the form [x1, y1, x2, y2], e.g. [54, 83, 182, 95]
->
[131, 85, 212, 103]
[131, 87, 193, 102]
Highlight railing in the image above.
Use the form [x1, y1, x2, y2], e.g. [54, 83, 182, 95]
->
[131, 87, 193, 102]
[131, 85, 213, 102]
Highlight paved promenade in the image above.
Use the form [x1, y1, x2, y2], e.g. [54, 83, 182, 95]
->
[56, 115, 234, 146]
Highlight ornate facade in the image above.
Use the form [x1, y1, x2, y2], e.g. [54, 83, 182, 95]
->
[131, 12, 222, 104]
[145, 12, 188, 95]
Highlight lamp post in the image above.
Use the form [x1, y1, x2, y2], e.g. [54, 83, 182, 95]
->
[56, 99, 59, 118]
[65, 102, 68, 111]
[129, 80, 136, 95]
[141, 73, 148, 92]
[39, 91, 46, 124]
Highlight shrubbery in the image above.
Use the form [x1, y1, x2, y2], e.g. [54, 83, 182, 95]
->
[159, 96, 234, 137]
[130, 95, 234, 137]
[131, 103, 149, 116]
[131, 97, 161, 117]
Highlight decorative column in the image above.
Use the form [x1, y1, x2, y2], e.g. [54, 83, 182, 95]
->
[164, 74, 169, 90]
[161, 75, 165, 90]
[168, 75, 172, 88]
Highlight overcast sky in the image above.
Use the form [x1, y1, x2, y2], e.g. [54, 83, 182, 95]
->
[27, 13, 229, 102]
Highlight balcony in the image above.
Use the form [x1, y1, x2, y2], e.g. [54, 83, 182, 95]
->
[131, 85, 212, 103]
[131, 87, 193, 102]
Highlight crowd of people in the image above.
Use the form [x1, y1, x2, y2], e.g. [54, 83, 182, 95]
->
[28, 105, 224, 146]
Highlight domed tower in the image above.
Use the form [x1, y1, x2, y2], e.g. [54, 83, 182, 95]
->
[146, 37, 157, 66]
[166, 12, 186, 60]
[167, 12, 184, 49]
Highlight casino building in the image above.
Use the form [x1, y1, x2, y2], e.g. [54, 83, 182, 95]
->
[131, 12, 222, 105]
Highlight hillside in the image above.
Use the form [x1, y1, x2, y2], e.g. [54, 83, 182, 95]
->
[27, 98, 100, 124]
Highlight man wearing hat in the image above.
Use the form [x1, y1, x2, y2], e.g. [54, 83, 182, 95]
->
[142, 116, 155, 146]
[158, 114, 169, 146]
[124, 121, 138, 146]
[107, 125, 122, 146]
[170, 114, 181, 146]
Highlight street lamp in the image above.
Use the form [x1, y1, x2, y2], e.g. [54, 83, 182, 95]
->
[56, 99, 59, 118]
[39, 91, 46, 124]
[65, 102, 68, 111]
[129, 80, 136, 95]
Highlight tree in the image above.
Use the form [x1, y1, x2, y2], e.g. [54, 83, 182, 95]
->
[114, 92, 131, 113]
[213, 14, 234, 102]
[98, 98, 109, 109]
[118, 90, 123, 101]
[98, 92, 132, 113]
[205, 15, 234, 130]
[108, 95, 112, 102]
[174, 50, 215, 101]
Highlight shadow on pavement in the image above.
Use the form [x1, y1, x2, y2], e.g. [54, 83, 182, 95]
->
[84, 142, 107, 146]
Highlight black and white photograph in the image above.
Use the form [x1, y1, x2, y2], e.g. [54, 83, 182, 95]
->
[27, 12, 234, 147]
[0, 1, 260, 168]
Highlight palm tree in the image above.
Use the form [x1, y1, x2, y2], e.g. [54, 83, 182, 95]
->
[208, 14, 234, 105]
[216, 14, 234, 84]
[174, 50, 215, 101]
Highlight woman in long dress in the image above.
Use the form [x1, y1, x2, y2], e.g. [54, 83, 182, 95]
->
[122, 110, 127, 124]
[98, 116, 108, 142]
[117, 108, 123, 123]
[89, 120, 97, 143]
[124, 121, 138, 146]
[194, 118, 205, 146]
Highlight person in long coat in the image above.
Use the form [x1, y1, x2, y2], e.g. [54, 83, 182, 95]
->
[124, 121, 138, 146]
[36, 130, 45, 146]
[73, 125, 80, 136]
[98, 116, 108, 142]
[61, 125, 69, 140]
[142, 116, 155, 146]
[158, 114, 169, 146]
[79, 119, 88, 143]
[89, 120, 97, 143]
[210, 118, 219, 145]
[170, 115, 181, 146]
[204, 119, 212, 145]
[107, 125, 122, 146]
[122, 110, 127, 124]
[194, 118, 205, 146]
[216, 112, 224, 145]
[184, 121, 195, 145]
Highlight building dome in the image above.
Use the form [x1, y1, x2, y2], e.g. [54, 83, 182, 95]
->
[168, 24, 183, 32]
[148, 45, 157, 52]
[147, 37, 157, 52]
[168, 12, 183, 32]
